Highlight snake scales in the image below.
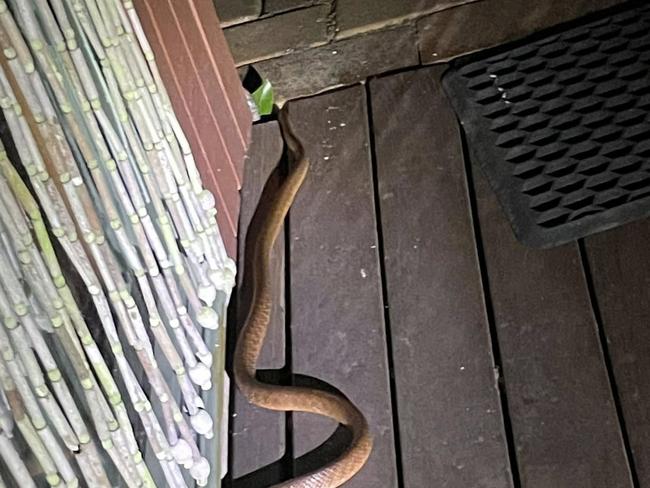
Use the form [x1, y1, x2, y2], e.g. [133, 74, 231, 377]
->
[233, 107, 373, 487]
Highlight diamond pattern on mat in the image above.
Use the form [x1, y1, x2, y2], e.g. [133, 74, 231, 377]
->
[443, 2, 650, 246]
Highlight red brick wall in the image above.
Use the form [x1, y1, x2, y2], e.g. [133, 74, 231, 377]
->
[134, 0, 252, 258]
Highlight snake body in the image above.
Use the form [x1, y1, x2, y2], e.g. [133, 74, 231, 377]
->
[233, 109, 373, 487]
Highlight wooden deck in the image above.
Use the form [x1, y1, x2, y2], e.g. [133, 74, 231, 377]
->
[224, 65, 649, 488]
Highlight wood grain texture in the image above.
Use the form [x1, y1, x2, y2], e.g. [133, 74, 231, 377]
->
[143, 0, 245, 188]
[369, 67, 514, 488]
[231, 122, 286, 483]
[181, 0, 253, 148]
[286, 86, 398, 487]
[133, 0, 252, 257]
[584, 220, 650, 486]
[473, 166, 633, 487]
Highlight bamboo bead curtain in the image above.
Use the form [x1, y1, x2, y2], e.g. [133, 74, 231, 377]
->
[0, 0, 251, 486]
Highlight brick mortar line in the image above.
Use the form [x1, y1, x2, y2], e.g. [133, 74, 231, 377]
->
[333, 0, 485, 40]
[326, 0, 338, 41]
[227, 0, 486, 67]
[223, 3, 319, 29]
[233, 23, 416, 70]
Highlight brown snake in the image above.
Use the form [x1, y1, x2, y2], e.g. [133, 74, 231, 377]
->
[233, 108, 373, 487]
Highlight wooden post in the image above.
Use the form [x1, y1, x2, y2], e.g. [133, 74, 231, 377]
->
[130, 3, 251, 484]
[133, 0, 252, 259]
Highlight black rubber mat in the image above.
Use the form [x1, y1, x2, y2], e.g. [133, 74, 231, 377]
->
[442, 1, 650, 247]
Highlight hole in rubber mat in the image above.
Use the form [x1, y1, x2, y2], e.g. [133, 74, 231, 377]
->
[442, 0, 650, 247]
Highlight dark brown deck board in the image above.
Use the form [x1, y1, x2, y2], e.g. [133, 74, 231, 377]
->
[286, 86, 399, 487]
[369, 67, 514, 488]
[584, 220, 650, 485]
[472, 166, 634, 487]
[231, 121, 287, 483]
[230, 60, 650, 487]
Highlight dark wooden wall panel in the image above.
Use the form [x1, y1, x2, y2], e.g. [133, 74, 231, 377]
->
[133, 0, 252, 258]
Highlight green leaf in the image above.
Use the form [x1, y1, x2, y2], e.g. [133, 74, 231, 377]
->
[251, 79, 274, 116]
